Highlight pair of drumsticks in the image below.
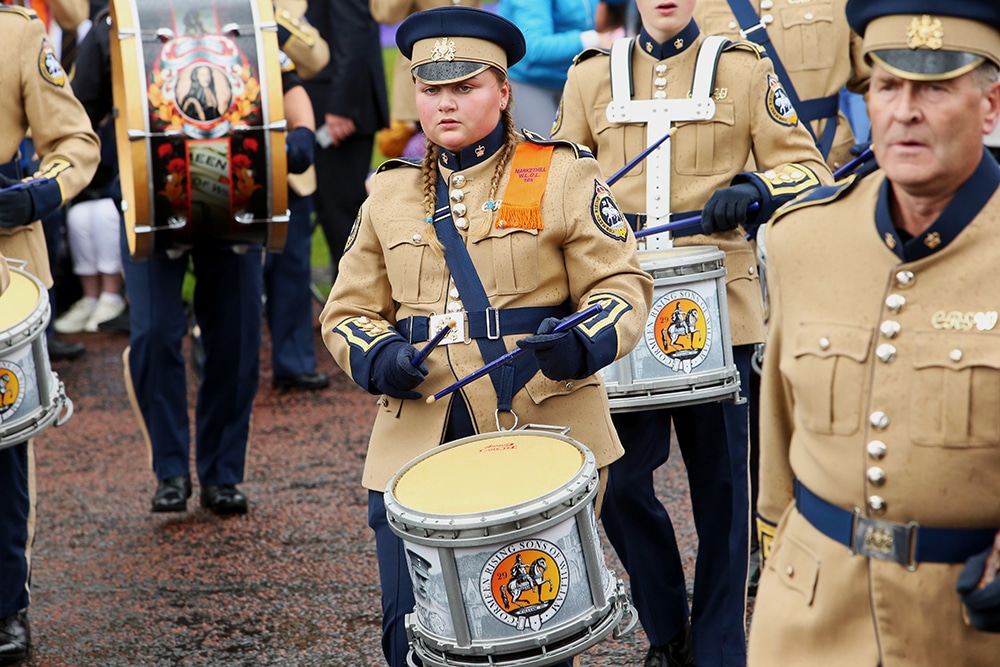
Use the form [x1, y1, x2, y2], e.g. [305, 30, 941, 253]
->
[412, 304, 603, 404]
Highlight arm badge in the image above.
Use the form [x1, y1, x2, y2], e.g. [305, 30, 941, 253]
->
[591, 181, 628, 241]
[765, 73, 797, 127]
[39, 39, 66, 87]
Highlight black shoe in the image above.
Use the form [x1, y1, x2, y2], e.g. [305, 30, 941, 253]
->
[0, 610, 30, 665]
[201, 484, 248, 515]
[644, 623, 693, 667]
[97, 304, 130, 334]
[151, 476, 192, 513]
[272, 372, 329, 391]
[47, 336, 85, 361]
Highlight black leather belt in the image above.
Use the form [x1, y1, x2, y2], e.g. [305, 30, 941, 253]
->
[795, 479, 996, 569]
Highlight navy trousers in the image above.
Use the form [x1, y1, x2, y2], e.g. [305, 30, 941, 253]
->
[601, 345, 752, 667]
[264, 192, 317, 378]
[122, 233, 263, 485]
[0, 441, 31, 617]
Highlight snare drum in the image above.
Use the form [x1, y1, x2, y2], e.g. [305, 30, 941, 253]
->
[110, 0, 289, 258]
[0, 265, 73, 449]
[601, 245, 741, 412]
[384, 428, 635, 667]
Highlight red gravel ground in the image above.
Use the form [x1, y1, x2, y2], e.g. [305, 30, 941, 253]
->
[19, 317, 729, 667]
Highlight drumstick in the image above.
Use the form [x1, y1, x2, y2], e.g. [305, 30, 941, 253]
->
[833, 147, 874, 180]
[425, 304, 604, 405]
[0, 177, 47, 194]
[606, 127, 677, 186]
[411, 319, 454, 367]
[635, 202, 761, 239]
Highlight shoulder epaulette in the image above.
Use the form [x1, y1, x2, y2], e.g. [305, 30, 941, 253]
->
[0, 6, 38, 20]
[772, 173, 865, 223]
[375, 157, 422, 174]
[572, 47, 609, 65]
[722, 40, 764, 58]
[520, 129, 594, 159]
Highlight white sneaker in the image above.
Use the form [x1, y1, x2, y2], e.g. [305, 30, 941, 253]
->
[84, 294, 126, 332]
[54, 297, 97, 334]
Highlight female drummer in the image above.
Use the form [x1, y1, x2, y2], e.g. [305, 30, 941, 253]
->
[319, 7, 652, 667]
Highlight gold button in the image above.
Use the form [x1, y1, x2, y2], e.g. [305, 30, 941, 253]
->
[452, 174, 466, 187]
[452, 203, 467, 217]
[880, 320, 901, 339]
[867, 440, 887, 460]
[455, 217, 468, 230]
[450, 189, 465, 202]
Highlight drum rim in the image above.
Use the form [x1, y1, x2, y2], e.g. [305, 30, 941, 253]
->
[0, 268, 47, 341]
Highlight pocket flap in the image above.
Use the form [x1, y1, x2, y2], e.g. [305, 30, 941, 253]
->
[914, 331, 1000, 371]
[523, 372, 602, 404]
[780, 3, 833, 28]
[386, 224, 432, 250]
[767, 532, 820, 604]
[794, 322, 872, 362]
[469, 224, 538, 245]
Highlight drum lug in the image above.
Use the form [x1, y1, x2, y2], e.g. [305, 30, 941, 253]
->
[517, 423, 571, 436]
[55, 396, 74, 428]
[155, 28, 174, 42]
[221, 22, 240, 36]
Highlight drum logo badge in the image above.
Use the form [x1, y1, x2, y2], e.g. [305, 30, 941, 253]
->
[480, 539, 570, 632]
[0, 362, 26, 423]
[646, 289, 713, 373]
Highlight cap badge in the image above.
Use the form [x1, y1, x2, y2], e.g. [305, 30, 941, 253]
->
[906, 15, 944, 50]
[431, 37, 457, 62]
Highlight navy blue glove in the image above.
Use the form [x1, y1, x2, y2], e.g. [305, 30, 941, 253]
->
[701, 183, 760, 235]
[516, 317, 588, 382]
[370, 340, 428, 400]
[286, 127, 316, 175]
[957, 535, 1000, 632]
[0, 174, 35, 229]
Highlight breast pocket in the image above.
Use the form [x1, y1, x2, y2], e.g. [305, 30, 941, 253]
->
[384, 225, 446, 305]
[910, 331, 1000, 448]
[785, 322, 872, 436]
[673, 102, 735, 176]
[469, 226, 540, 296]
[594, 105, 647, 181]
[778, 3, 836, 72]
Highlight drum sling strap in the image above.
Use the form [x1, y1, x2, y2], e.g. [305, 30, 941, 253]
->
[726, 0, 839, 158]
[431, 176, 552, 414]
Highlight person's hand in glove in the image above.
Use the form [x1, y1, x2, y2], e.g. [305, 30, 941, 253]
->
[286, 126, 316, 175]
[516, 317, 588, 382]
[701, 183, 760, 235]
[0, 174, 35, 229]
[370, 340, 429, 400]
[957, 530, 1000, 632]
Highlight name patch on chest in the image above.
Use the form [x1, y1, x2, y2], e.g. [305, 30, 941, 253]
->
[931, 311, 999, 331]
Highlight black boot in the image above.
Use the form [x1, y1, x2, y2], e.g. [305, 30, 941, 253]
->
[0, 610, 30, 665]
[644, 623, 693, 667]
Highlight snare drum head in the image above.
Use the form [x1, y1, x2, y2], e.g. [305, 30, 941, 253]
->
[0, 271, 42, 331]
[393, 433, 585, 516]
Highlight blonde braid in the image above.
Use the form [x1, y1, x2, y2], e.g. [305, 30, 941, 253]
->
[419, 137, 445, 254]
[476, 106, 520, 238]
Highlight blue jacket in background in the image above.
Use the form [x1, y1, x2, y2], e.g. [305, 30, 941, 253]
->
[498, 0, 598, 91]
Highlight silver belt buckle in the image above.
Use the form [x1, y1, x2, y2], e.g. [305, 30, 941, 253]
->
[851, 510, 918, 571]
[429, 312, 467, 345]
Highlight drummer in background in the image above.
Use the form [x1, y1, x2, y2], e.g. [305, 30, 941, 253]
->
[370, 0, 483, 160]
[749, 1, 1000, 664]
[0, 6, 99, 664]
[319, 7, 652, 667]
[265, 0, 332, 392]
[551, 0, 831, 665]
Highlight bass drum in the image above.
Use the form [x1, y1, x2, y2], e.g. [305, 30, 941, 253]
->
[110, 0, 289, 259]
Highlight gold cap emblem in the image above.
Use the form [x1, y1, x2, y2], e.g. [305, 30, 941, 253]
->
[884, 233, 896, 249]
[430, 38, 457, 62]
[475, 145, 485, 157]
[674, 38, 684, 49]
[906, 15, 944, 50]
[924, 231, 942, 249]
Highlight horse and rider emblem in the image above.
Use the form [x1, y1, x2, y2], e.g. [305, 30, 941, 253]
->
[591, 181, 628, 242]
[480, 540, 570, 632]
[646, 289, 714, 374]
[0, 363, 26, 423]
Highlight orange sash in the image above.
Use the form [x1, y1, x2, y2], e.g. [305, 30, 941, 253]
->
[496, 143, 553, 230]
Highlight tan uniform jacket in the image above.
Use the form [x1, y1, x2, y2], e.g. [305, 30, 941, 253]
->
[369, 0, 481, 123]
[553, 33, 832, 346]
[693, 0, 869, 171]
[274, 0, 330, 80]
[0, 7, 98, 287]
[750, 173, 1000, 666]
[321, 142, 653, 491]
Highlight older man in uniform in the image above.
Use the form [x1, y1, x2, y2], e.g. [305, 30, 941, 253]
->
[750, 1, 1000, 665]
[552, 1, 832, 665]
[0, 6, 99, 663]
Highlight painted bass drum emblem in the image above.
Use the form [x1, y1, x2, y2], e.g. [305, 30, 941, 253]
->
[480, 539, 571, 632]
[646, 288, 714, 373]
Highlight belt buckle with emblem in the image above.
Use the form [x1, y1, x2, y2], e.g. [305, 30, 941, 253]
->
[429, 312, 468, 345]
[851, 509, 919, 570]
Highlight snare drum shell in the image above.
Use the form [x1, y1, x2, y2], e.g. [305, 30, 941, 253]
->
[111, 0, 288, 259]
[0, 268, 68, 447]
[385, 431, 621, 663]
[601, 246, 742, 411]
